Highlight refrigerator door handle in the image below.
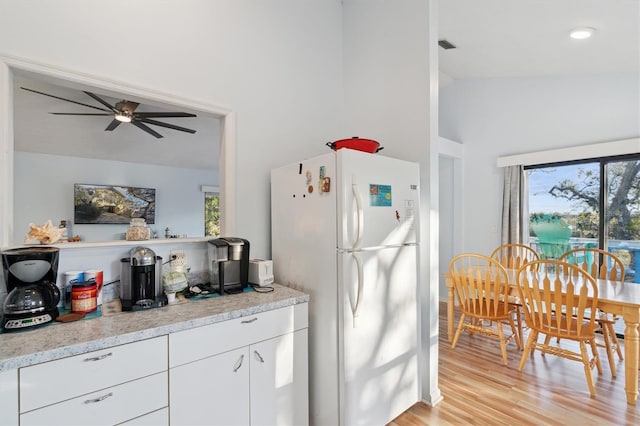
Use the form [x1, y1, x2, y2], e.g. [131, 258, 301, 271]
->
[352, 175, 364, 250]
[350, 251, 364, 327]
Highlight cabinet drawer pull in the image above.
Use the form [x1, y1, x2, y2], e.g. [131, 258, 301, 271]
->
[254, 350, 265, 363]
[241, 317, 258, 324]
[233, 354, 245, 372]
[83, 392, 113, 404]
[83, 352, 113, 362]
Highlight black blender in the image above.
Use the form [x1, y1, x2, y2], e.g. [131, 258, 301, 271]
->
[1, 247, 60, 332]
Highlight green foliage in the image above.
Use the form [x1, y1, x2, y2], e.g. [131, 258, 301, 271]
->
[205, 193, 220, 237]
[539, 160, 640, 240]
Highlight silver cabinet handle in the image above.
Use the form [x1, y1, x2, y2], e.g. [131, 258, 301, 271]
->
[254, 350, 264, 363]
[84, 392, 113, 404]
[241, 317, 258, 324]
[83, 352, 113, 362]
[233, 354, 245, 372]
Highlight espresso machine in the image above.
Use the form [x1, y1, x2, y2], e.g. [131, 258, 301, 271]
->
[1, 247, 60, 332]
[208, 238, 250, 294]
[120, 246, 165, 311]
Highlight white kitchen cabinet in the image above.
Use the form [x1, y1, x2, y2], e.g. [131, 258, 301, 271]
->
[250, 329, 308, 426]
[19, 336, 168, 426]
[170, 346, 250, 426]
[0, 368, 18, 426]
[20, 372, 167, 426]
[169, 303, 309, 426]
[119, 408, 168, 425]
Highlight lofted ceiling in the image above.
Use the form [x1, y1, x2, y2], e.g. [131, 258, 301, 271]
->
[439, 0, 640, 81]
[13, 72, 221, 171]
[13, 1, 638, 169]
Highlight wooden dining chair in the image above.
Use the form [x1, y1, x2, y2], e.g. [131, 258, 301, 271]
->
[560, 248, 625, 377]
[516, 260, 602, 397]
[449, 253, 520, 365]
[490, 243, 540, 348]
[490, 243, 540, 269]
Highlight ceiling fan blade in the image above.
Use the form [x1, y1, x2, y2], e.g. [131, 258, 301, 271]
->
[21, 87, 112, 112]
[50, 113, 112, 116]
[105, 119, 122, 131]
[83, 91, 119, 113]
[138, 117, 197, 134]
[132, 120, 163, 138]
[135, 112, 197, 118]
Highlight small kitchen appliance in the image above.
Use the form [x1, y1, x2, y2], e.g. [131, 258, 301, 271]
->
[1, 247, 61, 332]
[120, 246, 165, 311]
[248, 259, 274, 286]
[208, 238, 250, 294]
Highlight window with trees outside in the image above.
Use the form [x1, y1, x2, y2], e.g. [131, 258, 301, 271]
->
[204, 190, 220, 237]
[526, 154, 640, 283]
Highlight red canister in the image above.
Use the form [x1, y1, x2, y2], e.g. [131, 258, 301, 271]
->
[71, 282, 97, 314]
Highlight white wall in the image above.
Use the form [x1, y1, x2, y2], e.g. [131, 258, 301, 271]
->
[0, 0, 442, 408]
[0, 0, 345, 259]
[438, 156, 454, 296]
[439, 74, 640, 255]
[342, 0, 440, 406]
[14, 151, 217, 243]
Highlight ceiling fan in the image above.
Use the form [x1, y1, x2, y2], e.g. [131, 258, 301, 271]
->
[21, 87, 197, 139]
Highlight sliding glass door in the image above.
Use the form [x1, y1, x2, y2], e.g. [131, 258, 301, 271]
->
[606, 158, 640, 282]
[526, 155, 640, 282]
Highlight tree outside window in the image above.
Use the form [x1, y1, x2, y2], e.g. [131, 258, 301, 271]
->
[205, 191, 220, 237]
[527, 156, 640, 281]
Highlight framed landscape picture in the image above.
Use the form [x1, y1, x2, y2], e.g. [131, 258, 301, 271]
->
[74, 184, 156, 224]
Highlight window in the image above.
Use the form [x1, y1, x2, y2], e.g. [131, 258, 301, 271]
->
[204, 187, 220, 237]
[526, 155, 640, 282]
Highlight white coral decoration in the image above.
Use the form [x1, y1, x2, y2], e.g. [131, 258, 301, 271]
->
[24, 220, 64, 245]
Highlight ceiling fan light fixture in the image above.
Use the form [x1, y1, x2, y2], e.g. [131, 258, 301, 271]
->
[569, 27, 595, 40]
[115, 112, 132, 123]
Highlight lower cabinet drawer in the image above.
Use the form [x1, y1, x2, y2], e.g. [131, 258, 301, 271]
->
[119, 407, 168, 425]
[170, 304, 307, 368]
[20, 336, 167, 413]
[20, 372, 168, 426]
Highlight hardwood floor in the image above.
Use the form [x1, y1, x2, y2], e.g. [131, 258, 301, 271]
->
[389, 302, 640, 426]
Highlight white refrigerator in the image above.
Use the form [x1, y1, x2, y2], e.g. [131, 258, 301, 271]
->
[271, 148, 420, 426]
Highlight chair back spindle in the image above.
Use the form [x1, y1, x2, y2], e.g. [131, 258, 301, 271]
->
[490, 243, 539, 270]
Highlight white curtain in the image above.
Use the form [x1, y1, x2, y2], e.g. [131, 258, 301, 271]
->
[501, 165, 528, 245]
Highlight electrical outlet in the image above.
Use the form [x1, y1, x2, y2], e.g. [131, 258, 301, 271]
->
[170, 250, 186, 266]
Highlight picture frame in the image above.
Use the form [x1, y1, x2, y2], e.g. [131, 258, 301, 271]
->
[74, 184, 156, 224]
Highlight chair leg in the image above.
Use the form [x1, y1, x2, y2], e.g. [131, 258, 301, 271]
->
[542, 334, 552, 356]
[508, 315, 522, 350]
[580, 341, 596, 397]
[590, 338, 603, 374]
[518, 330, 538, 371]
[514, 308, 524, 350]
[497, 322, 508, 365]
[600, 322, 617, 377]
[606, 322, 623, 360]
[451, 313, 466, 349]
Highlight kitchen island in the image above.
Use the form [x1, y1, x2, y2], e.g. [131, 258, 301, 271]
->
[0, 284, 309, 426]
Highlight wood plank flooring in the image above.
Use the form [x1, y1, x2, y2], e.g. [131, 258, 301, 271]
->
[389, 301, 640, 426]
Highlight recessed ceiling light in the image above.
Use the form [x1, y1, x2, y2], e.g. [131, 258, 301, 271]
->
[569, 27, 595, 40]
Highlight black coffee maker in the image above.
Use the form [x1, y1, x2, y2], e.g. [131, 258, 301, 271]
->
[208, 238, 250, 294]
[120, 246, 165, 311]
[1, 247, 60, 332]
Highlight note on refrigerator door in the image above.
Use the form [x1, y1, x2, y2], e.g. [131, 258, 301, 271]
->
[369, 184, 392, 207]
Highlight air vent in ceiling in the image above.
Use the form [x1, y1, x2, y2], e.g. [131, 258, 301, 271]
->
[438, 39, 456, 50]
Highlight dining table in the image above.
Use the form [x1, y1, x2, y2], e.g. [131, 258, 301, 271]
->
[444, 269, 640, 405]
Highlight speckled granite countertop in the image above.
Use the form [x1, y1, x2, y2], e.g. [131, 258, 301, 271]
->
[0, 284, 308, 371]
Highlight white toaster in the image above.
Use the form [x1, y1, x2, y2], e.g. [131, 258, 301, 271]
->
[249, 259, 274, 286]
